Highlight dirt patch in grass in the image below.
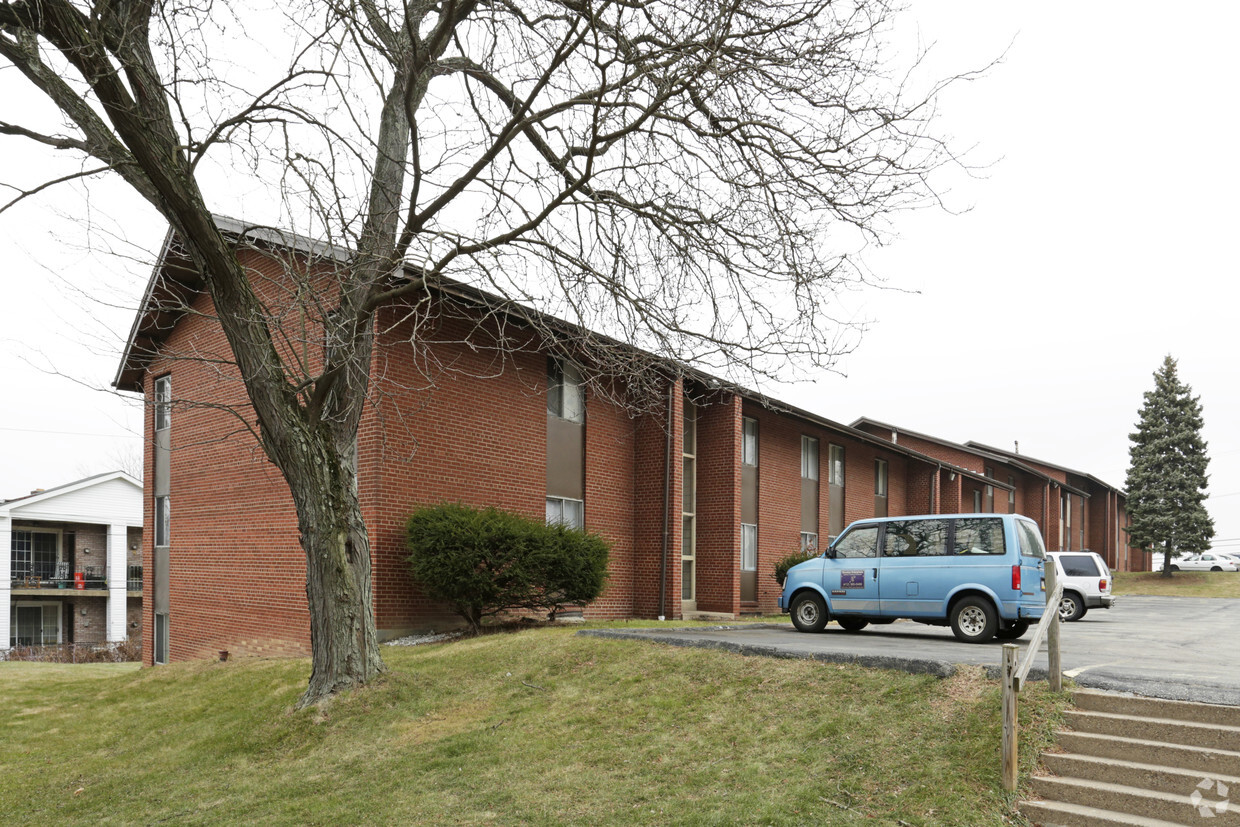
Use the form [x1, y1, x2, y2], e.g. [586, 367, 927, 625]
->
[932, 664, 988, 718]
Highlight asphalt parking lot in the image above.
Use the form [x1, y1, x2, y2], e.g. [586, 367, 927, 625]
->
[579, 595, 1240, 705]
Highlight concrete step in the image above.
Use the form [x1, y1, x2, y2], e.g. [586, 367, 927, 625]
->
[1054, 730, 1240, 778]
[1064, 709, 1240, 752]
[1042, 751, 1240, 796]
[1074, 689, 1240, 729]
[1019, 798, 1194, 827]
[1030, 775, 1238, 825]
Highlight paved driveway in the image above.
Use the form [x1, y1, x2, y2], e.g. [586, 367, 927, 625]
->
[579, 596, 1240, 705]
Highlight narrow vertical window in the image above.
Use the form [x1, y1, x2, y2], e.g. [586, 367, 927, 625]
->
[801, 436, 818, 480]
[741, 524, 757, 572]
[1007, 476, 1016, 513]
[742, 417, 758, 466]
[682, 396, 697, 604]
[155, 496, 170, 547]
[547, 358, 584, 423]
[827, 444, 845, 540]
[873, 458, 888, 518]
[154, 612, 169, 665]
[828, 445, 845, 487]
[155, 375, 171, 431]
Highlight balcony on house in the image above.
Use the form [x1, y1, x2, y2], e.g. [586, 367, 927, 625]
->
[8, 562, 142, 594]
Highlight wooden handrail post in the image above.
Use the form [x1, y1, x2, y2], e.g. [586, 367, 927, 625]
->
[1046, 560, 1062, 692]
[1001, 643, 1019, 791]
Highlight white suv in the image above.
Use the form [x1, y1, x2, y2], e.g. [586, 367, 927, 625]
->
[1047, 551, 1115, 622]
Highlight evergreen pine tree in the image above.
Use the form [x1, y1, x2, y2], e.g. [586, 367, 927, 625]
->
[1124, 356, 1214, 576]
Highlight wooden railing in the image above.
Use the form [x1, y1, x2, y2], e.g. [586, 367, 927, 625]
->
[1001, 560, 1063, 791]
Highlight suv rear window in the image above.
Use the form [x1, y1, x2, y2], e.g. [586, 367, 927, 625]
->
[1059, 554, 1100, 577]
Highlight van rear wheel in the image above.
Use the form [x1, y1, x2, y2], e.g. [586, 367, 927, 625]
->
[790, 593, 828, 633]
[837, 618, 868, 632]
[949, 596, 997, 643]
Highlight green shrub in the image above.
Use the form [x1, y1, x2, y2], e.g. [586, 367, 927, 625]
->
[773, 547, 820, 587]
[406, 503, 610, 632]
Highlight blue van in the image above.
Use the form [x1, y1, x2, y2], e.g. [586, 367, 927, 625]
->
[778, 513, 1047, 643]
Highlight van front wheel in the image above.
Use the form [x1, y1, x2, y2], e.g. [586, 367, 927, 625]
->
[950, 596, 997, 643]
[790, 593, 828, 633]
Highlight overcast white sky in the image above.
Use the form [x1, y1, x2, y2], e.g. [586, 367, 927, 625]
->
[2, 3, 1237, 549]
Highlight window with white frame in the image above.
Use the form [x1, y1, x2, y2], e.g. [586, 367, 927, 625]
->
[828, 444, 845, 486]
[10, 529, 59, 580]
[547, 358, 585, 423]
[800, 532, 818, 553]
[742, 417, 758, 466]
[741, 523, 757, 571]
[874, 459, 888, 497]
[155, 375, 171, 431]
[546, 496, 584, 530]
[10, 602, 60, 647]
[801, 436, 818, 480]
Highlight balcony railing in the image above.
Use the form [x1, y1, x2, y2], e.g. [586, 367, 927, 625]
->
[128, 565, 143, 592]
[9, 562, 121, 591]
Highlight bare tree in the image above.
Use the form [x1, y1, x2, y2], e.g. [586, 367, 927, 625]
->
[0, 0, 965, 706]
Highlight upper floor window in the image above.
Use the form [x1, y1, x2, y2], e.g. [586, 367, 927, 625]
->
[874, 459, 888, 497]
[547, 359, 584, 423]
[742, 417, 758, 466]
[155, 375, 171, 431]
[828, 444, 845, 486]
[801, 436, 818, 480]
[155, 496, 170, 548]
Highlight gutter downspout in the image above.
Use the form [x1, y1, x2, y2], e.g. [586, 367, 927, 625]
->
[658, 378, 674, 621]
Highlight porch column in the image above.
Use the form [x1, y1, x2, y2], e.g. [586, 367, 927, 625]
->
[1, 516, 11, 650]
[106, 523, 128, 642]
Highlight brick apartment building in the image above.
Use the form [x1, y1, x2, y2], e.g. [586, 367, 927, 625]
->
[851, 419, 1140, 571]
[2, 472, 143, 650]
[114, 219, 1132, 666]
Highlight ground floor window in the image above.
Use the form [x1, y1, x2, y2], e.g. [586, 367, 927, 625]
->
[800, 532, 818, 553]
[545, 497, 584, 530]
[10, 602, 60, 646]
[741, 524, 757, 571]
[154, 612, 169, 665]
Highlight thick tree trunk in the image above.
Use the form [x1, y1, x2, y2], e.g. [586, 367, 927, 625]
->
[284, 427, 384, 708]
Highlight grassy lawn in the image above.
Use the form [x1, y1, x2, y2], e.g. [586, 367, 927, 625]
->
[1113, 570, 1240, 598]
[1, 624, 1067, 825]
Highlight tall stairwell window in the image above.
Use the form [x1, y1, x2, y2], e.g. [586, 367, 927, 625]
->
[546, 358, 586, 530]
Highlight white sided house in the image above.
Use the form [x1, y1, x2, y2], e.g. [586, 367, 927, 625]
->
[1, 472, 143, 650]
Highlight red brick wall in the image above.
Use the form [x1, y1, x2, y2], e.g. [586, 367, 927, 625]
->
[142, 260, 312, 666]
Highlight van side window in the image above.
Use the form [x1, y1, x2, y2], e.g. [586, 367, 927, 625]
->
[953, 517, 1005, 555]
[883, 519, 949, 557]
[1016, 520, 1046, 559]
[834, 526, 879, 559]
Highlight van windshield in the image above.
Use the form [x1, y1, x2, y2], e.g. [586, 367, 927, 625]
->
[1015, 520, 1046, 559]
